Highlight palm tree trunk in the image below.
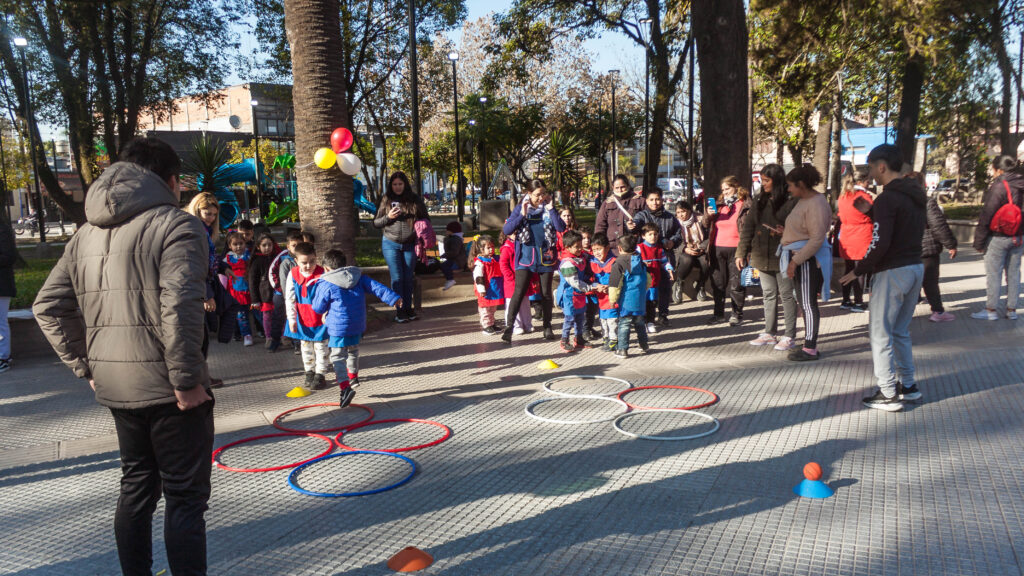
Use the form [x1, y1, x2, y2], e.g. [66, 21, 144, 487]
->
[284, 0, 355, 258]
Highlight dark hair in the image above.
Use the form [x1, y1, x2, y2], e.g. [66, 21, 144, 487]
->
[676, 200, 693, 212]
[237, 219, 254, 231]
[118, 137, 181, 182]
[469, 234, 496, 260]
[561, 229, 583, 248]
[644, 187, 663, 198]
[578, 226, 592, 237]
[612, 174, 632, 191]
[786, 164, 823, 189]
[286, 229, 304, 243]
[866, 144, 902, 172]
[254, 233, 275, 254]
[294, 242, 316, 257]
[618, 233, 637, 253]
[386, 171, 418, 209]
[321, 249, 347, 270]
[993, 155, 1017, 172]
[591, 232, 610, 247]
[529, 178, 547, 192]
[225, 231, 246, 248]
[301, 231, 316, 243]
[641, 223, 660, 236]
[759, 164, 786, 194]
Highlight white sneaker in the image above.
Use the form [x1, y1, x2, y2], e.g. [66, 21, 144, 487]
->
[750, 333, 776, 346]
[971, 310, 998, 321]
[1008, 310, 1019, 320]
[773, 337, 796, 351]
[442, 279, 456, 291]
[513, 327, 525, 335]
[646, 323, 658, 334]
[243, 335, 254, 346]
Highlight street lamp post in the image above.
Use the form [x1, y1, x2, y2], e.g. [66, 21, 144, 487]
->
[610, 70, 619, 177]
[687, 30, 695, 203]
[448, 51, 464, 223]
[250, 98, 262, 221]
[14, 37, 45, 243]
[407, 0, 423, 194]
[639, 18, 652, 193]
[478, 96, 488, 204]
[469, 118, 481, 217]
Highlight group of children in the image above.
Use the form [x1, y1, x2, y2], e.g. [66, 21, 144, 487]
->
[469, 220, 676, 358]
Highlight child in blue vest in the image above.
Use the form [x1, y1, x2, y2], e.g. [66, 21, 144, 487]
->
[312, 249, 401, 408]
[556, 230, 603, 353]
[284, 242, 330, 390]
[472, 236, 504, 334]
[608, 233, 651, 358]
[587, 232, 620, 351]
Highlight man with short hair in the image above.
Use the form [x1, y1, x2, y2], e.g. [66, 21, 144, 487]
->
[840, 144, 926, 412]
[34, 137, 214, 574]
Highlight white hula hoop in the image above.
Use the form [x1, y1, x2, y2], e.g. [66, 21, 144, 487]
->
[612, 408, 720, 441]
[525, 395, 630, 425]
[542, 375, 634, 398]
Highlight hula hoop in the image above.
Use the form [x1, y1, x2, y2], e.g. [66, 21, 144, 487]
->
[272, 402, 374, 434]
[287, 450, 417, 497]
[612, 409, 720, 441]
[617, 385, 719, 411]
[542, 375, 634, 398]
[212, 432, 334, 473]
[524, 395, 629, 425]
[334, 418, 451, 452]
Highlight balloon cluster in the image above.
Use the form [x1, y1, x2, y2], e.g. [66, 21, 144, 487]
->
[314, 128, 362, 176]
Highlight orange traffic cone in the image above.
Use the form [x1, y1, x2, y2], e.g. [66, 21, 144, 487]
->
[387, 547, 433, 572]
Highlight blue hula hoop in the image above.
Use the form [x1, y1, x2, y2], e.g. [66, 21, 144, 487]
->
[287, 450, 417, 497]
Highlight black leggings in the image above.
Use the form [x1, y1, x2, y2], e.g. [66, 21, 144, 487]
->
[508, 269, 553, 330]
[841, 259, 864, 304]
[794, 256, 824, 349]
[712, 246, 745, 317]
[921, 254, 943, 313]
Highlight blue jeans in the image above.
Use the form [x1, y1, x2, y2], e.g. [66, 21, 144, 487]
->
[616, 314, 648, 351]
[382, 237, 416, 312]
[0, 296, 9, 359]
[440, 259, 459, 281]
[561, 310, 584, 339]
[984, 235, 1024, 311]
[869, 264, 924, 396]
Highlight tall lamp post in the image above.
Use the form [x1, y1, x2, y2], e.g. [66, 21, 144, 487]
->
[639, 18, 652, 192]
[478, 96, 488, 203]
[468, 119, 478, 216]
[14, 37, 44, 243]
[407, 0, 423, 194]
[448, 51, 464, 222]
[610, 70, 619, 177]
[250, 98, 263, 221]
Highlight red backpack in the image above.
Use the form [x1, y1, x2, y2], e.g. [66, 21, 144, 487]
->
[990, 180, 1022, 237]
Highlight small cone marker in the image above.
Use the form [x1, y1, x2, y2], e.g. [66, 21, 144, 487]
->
[387, 546, 433, 572]
[537, 359, 560, 370]
[793, 461, 834, 498]
[285, 386, 312, 398]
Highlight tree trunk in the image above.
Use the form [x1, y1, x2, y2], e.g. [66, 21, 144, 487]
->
[693, 0, 750, 197]
[894, 54, 926, 171]
[789, 145, 803, 166]
[285, 0, 355, 258]
[991, 9, 1015, 156]
[812, 104, 833, 192]
[829, 87, 843, 209]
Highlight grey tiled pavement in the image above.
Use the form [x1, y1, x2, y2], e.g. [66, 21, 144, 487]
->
[4, 249, 1024, 574]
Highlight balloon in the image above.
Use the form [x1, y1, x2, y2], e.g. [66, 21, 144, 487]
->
[314, 148, 336, 169]
[331, 128, 354, 153]
[338, 153, 362, 176]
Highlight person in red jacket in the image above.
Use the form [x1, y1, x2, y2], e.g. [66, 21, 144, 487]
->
[499, 231, 535, 334]
[836, 173, 874, 312]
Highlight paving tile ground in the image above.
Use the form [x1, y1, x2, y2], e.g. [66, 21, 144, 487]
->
[3, 249, 1024, 575]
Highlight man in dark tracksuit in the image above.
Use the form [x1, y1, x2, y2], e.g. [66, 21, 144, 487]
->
[633, 188, 683, 325]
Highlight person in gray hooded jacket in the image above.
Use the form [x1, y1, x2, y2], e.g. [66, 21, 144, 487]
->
[33, 137, 214, 575]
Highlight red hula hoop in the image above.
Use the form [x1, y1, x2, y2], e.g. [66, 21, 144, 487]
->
[212, 432, 334, 473]
[334, 418, 451, 453]
[617, 385, 719, 411]
[272, 402, 375, 433]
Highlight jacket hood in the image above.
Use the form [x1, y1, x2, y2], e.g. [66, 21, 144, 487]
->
[321, 266, 361, 289]
[885, 175, 927, 208]
[86, 162, 178, 227]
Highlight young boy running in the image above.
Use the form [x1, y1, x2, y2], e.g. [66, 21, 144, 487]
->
[284, 242, 329, 390]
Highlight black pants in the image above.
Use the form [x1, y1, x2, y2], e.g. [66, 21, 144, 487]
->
[675, 252, 709, 298]
[216, 301, 244, 343]
[841, 259, 864, 304]
[712, 246, 745, 318]
[507, 269, 553, 331]
[922, 254, 944, 313]
[110, 399, 215, 576]
[794, 256, 824, 349]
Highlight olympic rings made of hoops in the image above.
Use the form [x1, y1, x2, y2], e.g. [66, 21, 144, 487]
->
[272, 402, 374, 434]
[287, 450, 417, 497]
[542, 375, 634, 398]
[524, 395, 630, 425]
[612, 409, 720, 441]
[334, 418, 451, 452]
[212, 432, 335, 473]
[617, 385, 719, 411]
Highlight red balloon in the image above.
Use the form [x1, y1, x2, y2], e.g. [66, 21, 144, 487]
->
[331, 127, 354, 153]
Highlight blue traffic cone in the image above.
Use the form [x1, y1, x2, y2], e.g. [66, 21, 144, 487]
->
[793, 462, 834, 498]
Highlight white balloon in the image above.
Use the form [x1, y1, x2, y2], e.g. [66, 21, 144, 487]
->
[338, 153, 362, 176]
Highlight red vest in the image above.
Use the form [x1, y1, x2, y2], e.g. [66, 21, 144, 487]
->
[291, 266, 325, 328]
[638, 242, 664, 288]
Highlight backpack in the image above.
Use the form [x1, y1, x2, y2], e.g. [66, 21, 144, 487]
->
[990, 180, 1022, 237]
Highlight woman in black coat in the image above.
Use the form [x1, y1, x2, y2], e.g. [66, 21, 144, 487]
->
[0, 215, 16, 372]
[913, 172, 958, 322]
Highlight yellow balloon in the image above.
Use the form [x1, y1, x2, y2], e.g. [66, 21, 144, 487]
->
[314, 148, 337, 169]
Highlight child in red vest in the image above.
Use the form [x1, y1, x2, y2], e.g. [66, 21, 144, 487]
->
[638, 223, 674, 333]
[588, 232, 620, 350]
[473, 236, 504, 334]
[557, 230, 603, 352]
[284, 242, 330, 390]
[222, 232, 254, 347]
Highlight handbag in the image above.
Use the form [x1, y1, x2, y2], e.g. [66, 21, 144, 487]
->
[740, 266, 761, 287]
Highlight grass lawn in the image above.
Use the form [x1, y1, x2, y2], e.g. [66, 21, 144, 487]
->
[13, 257, 58, 310]
[940, 202, 983, 221]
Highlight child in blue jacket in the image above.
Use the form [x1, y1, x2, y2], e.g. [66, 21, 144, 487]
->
[608, 233, 651, 358]
[311, 249, 402, 407]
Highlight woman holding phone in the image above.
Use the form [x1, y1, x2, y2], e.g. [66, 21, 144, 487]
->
[373, 171, 430, 323]
[501, 179, 566, 343]
[705, 176, 750, 326]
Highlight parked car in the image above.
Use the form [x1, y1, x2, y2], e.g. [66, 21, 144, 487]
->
[932, 178, 979, 204]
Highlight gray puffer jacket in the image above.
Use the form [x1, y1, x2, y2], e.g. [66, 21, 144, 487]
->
[33, 162, 210, 409]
